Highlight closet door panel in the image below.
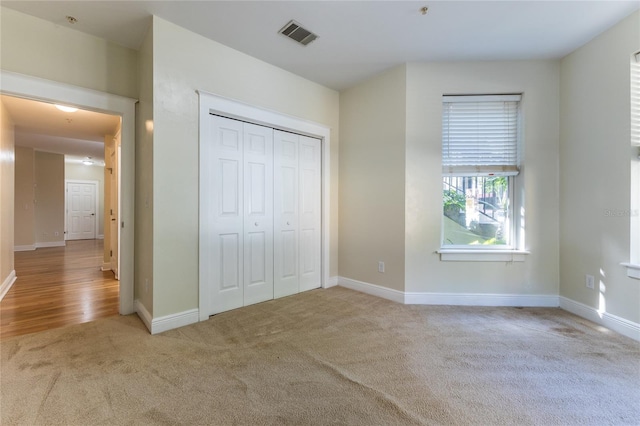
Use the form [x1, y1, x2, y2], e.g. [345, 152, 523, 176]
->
[208, 116, 244, 314]
[274, 131, 299, 298]
[243, 123, 274, 305]
[298, 136, 322, 292]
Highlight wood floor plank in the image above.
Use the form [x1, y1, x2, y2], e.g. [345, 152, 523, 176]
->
[0, 240, 120, 339]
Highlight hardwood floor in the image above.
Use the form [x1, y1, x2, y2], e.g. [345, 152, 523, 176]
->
[0, 240, 119, 339]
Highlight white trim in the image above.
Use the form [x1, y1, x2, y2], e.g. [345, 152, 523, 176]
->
[151, 309, 200, 334]
[101, 263, 112, 272]
[443, 94, 522, 103]
[135, 299, 152, 333]
[1, 70, 137, 315]
[621, 263, 640, 280]
[197, 91, 332, 321]
[405, 291, 558, 307]
[560, 297, 640, 342]
[35, 241, 66, 248]
[65, 179, 99, 240]
[326, 276, 339, 288]
[338, 276, 558, 307]
[438, 249, 529, 262]
[97, 234, 104, 240]
[337, 277, 405, 304]
[0, 270, 17, 301]
[14, 245, 36, 252]
[136, 300, 199, 334]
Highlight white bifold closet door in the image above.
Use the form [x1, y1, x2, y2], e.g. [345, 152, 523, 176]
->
[274, 130, 321, 298]
[206, 116, 274, 315]
[202, 116, 321, 317]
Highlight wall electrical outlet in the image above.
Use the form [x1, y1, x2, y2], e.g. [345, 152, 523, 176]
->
[585, 274, 595, 289]
[378, 261, 385, 273]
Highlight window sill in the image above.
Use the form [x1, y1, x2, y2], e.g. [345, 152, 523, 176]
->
[438, 249, 529, 262]
[621, 263, 640, 280]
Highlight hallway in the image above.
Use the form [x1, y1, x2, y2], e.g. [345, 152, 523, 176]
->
[0, 240, 119, 339]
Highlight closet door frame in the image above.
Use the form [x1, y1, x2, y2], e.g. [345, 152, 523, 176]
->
[198, 91, 332, 321]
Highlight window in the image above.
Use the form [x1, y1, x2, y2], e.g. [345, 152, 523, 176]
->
[626, 52, 640, 278]
[441, 94, 521, 250]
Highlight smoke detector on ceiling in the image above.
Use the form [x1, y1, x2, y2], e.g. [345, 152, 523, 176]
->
[278, 20, 318, 46]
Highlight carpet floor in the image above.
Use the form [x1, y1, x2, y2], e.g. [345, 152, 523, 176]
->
[1, 287, 639, 425]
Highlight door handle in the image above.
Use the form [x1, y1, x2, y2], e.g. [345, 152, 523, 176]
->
[111, 218, 116, 221]
[254, 222, 259, 227]
[91, 213, 95, 216]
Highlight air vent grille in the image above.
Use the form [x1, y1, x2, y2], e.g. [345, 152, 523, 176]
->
[279, 20, 318, 46]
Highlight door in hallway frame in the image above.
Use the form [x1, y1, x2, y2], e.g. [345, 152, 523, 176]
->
[66, 181, 97, 240]
[109, 142, 120, 279]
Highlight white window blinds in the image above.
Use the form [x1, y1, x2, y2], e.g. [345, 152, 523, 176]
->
[442, 94, 521, 176]
[632, 52, 640, 146]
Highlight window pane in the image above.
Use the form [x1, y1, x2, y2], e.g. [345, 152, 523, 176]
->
[442, 176, 510, 246]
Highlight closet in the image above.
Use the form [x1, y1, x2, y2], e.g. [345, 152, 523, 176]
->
[201, 115, 321, 316]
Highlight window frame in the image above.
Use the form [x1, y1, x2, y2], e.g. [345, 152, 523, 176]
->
[438, 94, 527, 261]
[624, 51, 640, 279]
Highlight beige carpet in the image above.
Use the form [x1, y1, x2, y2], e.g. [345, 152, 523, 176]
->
[1, 287, 639, 425]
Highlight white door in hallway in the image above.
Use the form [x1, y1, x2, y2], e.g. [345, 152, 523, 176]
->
[109, 145, 120, 279]
[66, 181, 97, 240]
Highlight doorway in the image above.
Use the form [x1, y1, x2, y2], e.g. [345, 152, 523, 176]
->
[1, 70, 136, 316]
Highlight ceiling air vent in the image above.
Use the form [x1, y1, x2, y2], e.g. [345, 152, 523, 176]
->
[278, 20, 318, 46]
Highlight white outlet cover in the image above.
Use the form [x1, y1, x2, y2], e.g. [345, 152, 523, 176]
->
[586, 274, 595, 289]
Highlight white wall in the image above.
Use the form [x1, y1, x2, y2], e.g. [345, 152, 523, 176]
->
[135, 25, 154, 314]
[560, 11, 640, 324]
[337, 60, 561, 299]
[34, 151, 65, 245]
[405, 61, 561, 297]
[150, 17, 340, 317]
[14, 146, 35, 248]
[65, 161, 105, 237]
[339, 65, 406, 291]
[0, 7, 138, 99]
[0, 98, 15, 287]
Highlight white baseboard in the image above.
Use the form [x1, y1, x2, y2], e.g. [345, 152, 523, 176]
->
[14, 245, 36, 252]
[405, 291, 559, 307]
[325, 276, 339, 288]
[560, 297, 640, 342]
[135, 300, 199, 335]
[338, 277, 405, 303]
[101, 263, 112, 272]
[97, 234, 104, 240]
[36, 241, 66, 248]
[151, 308, 199, 334]
[337, 276, 559, 308]
[135, 299, 153, 332]
[0, 270, 17, 301]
